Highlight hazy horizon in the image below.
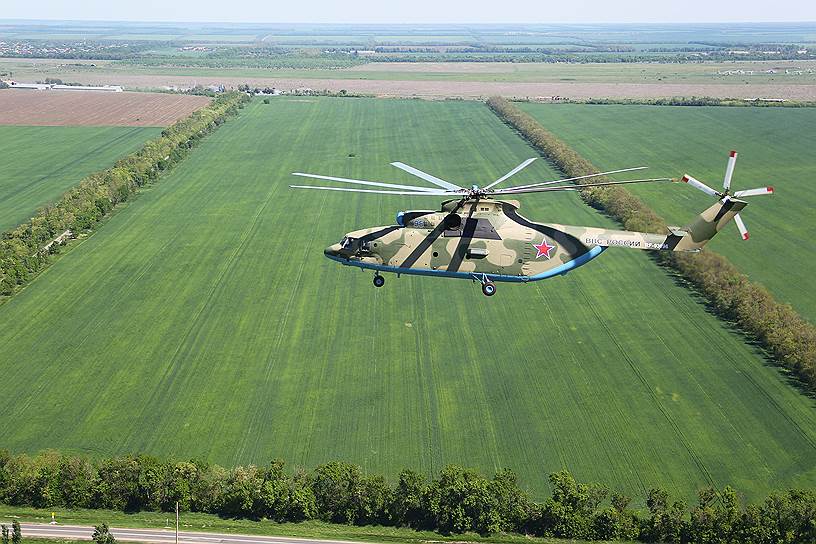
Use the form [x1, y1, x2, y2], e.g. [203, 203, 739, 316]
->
[2, 19, 816, 25]
[3, 0, 815, 25]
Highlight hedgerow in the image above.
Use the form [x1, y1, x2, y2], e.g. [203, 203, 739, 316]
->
[1, 451, 814, 543]
[0, 92, 250, 299]
[486, 96, 816, 392]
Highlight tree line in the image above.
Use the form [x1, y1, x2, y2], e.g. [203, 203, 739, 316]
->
[576, 97, 816, 108]
[0, 451, 814, 543]
[0, 92, 250, 299]
[486, 96, 816, 394]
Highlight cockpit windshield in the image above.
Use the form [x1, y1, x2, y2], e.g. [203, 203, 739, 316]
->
[340, 237, 355, 249]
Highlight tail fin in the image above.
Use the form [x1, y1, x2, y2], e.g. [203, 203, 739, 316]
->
[674, 198, 748, 252]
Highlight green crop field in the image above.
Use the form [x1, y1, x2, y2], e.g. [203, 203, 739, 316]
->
[516, 102, 816, 323]
[0, 98, 814, 503]
[0, 126, 161, 231]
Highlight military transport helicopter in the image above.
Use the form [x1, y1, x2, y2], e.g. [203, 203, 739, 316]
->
[291, 151, 772, 296]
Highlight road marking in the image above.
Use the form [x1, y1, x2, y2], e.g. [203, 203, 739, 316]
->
[17, 523, 372, 544]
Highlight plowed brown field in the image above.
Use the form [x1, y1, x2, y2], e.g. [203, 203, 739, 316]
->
[0, 90, 211, 126]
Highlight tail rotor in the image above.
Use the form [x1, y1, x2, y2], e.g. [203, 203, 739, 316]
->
[680, 151, 774, 241]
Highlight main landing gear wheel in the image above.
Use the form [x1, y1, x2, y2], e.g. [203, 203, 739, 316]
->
[373, 273, 385, 288]
[472, 273, 497, 297]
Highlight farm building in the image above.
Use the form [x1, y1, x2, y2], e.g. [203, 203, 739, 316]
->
[4, 81, 50, 90]
[2, 81, 123, 92]
[52, 84, 123, 92]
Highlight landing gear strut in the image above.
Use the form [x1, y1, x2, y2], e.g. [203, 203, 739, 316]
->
[472, 273, 496, 297]
[373, 272, 385, 288]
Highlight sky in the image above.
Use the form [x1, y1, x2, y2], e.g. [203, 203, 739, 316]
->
[3, 0, 815, 24]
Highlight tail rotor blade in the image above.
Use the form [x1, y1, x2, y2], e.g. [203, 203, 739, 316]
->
[723, 150, 738, 191]
[681, 175, 720, 197]
[734, 186, 774, 198]
[734, 213, 750, 240]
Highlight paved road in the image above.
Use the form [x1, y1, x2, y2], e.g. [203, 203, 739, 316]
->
[18, 523, 368, 544]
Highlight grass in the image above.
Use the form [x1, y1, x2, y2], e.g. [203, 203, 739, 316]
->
[0, 97, 814, 504]
[515, 102, 816, 323]
[0, 506, 607, 544]
[0, 126, 161, 231]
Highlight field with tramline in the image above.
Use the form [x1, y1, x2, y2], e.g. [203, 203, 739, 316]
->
[0, 125, 160, 230]
[516, 102, 816, 323]
[0, 97, 813, 502]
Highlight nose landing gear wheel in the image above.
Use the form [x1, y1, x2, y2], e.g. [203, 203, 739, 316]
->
[481, 282, 496, 297]
[373, 273, 385, 288]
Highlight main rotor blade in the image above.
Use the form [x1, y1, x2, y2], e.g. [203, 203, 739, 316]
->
[734, 213, 750, 240]
[723, 150, 738, 191]
[292, 172, 441, 193]
[483, 158, 537, 190]
[681, 175, 720, 197]
[508, 166, 648, 191]
[733, 186, 774, 198]
[493, 177, 672, 195]
[390, 162, 463, 191]
[289, 185, 454, 196]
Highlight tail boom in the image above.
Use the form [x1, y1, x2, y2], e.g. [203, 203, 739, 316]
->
[559, 198, 748, 253]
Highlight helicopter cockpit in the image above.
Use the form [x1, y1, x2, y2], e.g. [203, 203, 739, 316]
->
[338, 236, 373, 254]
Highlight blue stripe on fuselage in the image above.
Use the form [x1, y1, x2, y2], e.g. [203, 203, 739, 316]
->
[326, 245, 606, 283]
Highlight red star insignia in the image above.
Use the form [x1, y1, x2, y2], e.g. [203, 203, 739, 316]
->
[533, 238, 555, 259]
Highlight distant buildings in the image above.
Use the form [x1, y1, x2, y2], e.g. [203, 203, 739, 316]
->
[715, 68, 814, 76]
[2, 80, 123, 92]
[5, 81, 51, 90]
[52, 84, 123, 92]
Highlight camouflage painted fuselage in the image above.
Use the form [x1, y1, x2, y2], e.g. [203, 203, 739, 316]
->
[324, 197, 746, 283]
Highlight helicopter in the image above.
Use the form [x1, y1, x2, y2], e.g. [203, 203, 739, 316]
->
[291, 151, 772, 296]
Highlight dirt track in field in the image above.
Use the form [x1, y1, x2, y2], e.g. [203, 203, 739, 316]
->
[24, 72, 816, 101]
[0, 90, 211, 126]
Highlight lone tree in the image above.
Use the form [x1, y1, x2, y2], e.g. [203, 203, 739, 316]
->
[10, 521, 20, 544]
[92, 523, 116, 544]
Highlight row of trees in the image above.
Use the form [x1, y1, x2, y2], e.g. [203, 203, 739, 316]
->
[0, 451, 814, 543]
[579, 97, 815, 108]
[0, 92, 250, 299]
[486, 96, 816, 393]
